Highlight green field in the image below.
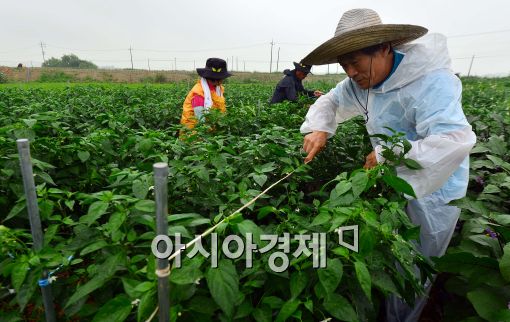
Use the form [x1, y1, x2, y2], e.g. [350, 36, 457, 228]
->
[0, 78, 509, 321]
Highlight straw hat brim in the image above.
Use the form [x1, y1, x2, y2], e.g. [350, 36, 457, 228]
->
[301, 24, 428, 65]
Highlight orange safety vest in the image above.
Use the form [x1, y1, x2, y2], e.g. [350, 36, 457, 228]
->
[180, 80, 226, 129]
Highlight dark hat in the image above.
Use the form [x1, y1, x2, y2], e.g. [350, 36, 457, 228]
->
[293, 61, 313, 74]
[196, 58, 232, 80]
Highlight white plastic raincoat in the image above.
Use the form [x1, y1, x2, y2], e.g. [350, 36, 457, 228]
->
[300, 33, 476, 321]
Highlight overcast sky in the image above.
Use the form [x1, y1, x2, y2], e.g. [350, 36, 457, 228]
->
[1, 0, 510, 76]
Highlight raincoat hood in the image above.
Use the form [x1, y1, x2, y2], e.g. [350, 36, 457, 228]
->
[374, 33, 452, 93]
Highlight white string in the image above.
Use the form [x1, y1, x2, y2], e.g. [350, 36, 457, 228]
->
[155, 265, 170, 278]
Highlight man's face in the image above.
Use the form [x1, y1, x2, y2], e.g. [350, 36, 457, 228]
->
[295, 70, 308, 80]
[338, 47, 392, 89]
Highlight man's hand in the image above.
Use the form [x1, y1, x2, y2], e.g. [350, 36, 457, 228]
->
[364, 151, 378, 169]
[303, 131, 328, 163]
[314, 90, 324, 97]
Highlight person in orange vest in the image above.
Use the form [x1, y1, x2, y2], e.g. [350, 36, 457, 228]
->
[180, 58, 232, 130]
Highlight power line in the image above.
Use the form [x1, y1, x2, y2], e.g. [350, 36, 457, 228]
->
[134, 42, 268, 53]
[41, 42, 269, 54]
[447, 28, 510, 38]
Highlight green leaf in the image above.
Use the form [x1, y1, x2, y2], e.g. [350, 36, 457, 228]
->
[500, 243, 510, 282]
[310, 210, 331, 227]
[107, 211, 127, 233]
[4, 202, 26, 222]
[470, 145, 490, 154]
[196, 166, 210, 182]
[253, 174, 268, 187]
[257, 206, 278, 220]
[16, 269, 39, 312]
[22, 119, 37, 128]
[122, 278, 144, 299]
[206, 260, 240, 318]
[493, 214, 510, 226]
[260, 162, 276, 173]
[467, 288, 507, 321]
[65, 200, 75, 210]
[331, 181, 352, 198]
[382, 175, 416, 197]
[372, 270, 398, 294]
[80, 240, 108, 256]
[11, 262, 29, 291]
[65, 253, 124, 308]
[359, 228, 376, 255]
[261, 296, 284, 309]
[134, 200, 155, 213]
[236, 219, 263, 247]
[36, 171, 56, 185]
[350, 171, 368, 198]
[434, 252, 499, 278]
[80, 201, 109, 226]
[170, 257, 203, 285]
[168, 213, 200, 221]
[275, 298, 300, 322]
[137, 289, 157, 322]
[92, 294, 132, 322]
[482, 184, 501, 194]
[252, 307, 272, 322]
[132, 179, 150, 199]
[354, 260, 372, 301]
[77, 151, 90, 162]
[133, 282, 155, 293]
[318, 258, 343, 296]
[403, 158, 423, 170]
[323, 293, 357, 322]
[487, 155, 510, 172]
[402, 139, 412, 154]
[290, 271, 308, 299]
[66, 274, 110, 308]
[138, 138, 153, 152]
[189, 296, 219, 315]
[167, 225, 191, 238]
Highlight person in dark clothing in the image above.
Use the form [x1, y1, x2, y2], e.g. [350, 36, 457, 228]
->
[270, 62, 323, 104]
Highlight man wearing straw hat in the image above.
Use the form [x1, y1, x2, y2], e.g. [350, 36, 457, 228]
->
[300, 8, 476, 322]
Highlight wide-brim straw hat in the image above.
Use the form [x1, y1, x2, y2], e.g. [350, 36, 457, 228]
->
[301, 8, 428, 65]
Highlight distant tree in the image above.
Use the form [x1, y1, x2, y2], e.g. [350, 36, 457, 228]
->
[42, 54, 98, 69]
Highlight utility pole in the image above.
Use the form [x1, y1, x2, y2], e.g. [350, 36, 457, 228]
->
[244, 61, 246, 72]
[174, 57, 177, 71]
[232, 56, 234, 71]
[236, 57, 238, 71]
[40, 42, 46, 63]
[276, 47, 280, 72]
[147, 59, 151, 71]
[467, 55, 475, 77]
[129, 46, 134, 70]
[327, 64, 330, 75]
[269, 39, 274, 73]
